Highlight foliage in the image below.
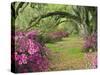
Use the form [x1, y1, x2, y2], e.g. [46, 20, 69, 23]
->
[12, 2, 97, 37]
[38, 30, 69, 44]
[72, 6, 97, 36]
[85, 53, 97, 69]
[48, 31, 69, 42]
[12, 30, 49, 73]
[83, 33, 97, 52]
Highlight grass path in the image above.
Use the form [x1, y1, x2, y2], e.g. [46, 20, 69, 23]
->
[46, 37, 88, 70]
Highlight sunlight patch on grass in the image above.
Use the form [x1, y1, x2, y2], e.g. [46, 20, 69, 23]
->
[46, 36, 87, 70]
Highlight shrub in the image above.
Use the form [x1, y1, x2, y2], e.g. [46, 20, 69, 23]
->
[85, 53, 97, 69]
[83, 33, 97, 52]
[47, 31, 69, 42]
[37, 31, 69, 43]
[12, 30, 49, 73]
[37, 34, 53, 44]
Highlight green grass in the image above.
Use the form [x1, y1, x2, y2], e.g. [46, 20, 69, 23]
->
[46, 36, 87, 70]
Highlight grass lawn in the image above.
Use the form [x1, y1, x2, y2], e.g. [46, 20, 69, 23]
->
[46, 36, 88, 70]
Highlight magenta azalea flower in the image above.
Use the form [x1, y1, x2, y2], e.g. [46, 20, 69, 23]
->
[13, 30, 49, 72]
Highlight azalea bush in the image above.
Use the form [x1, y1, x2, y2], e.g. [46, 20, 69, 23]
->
[48, 31, 69, 40]
[83, 33, 97, 52]
[37, 31, 69, 43]
[85, 53, 97, 69]
[11, 30, 49, 73]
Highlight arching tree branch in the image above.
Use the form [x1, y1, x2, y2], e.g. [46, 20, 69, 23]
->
[25, 11, 80, 31]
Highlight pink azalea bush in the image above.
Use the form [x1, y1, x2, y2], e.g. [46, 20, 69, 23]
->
[47, 31, 69, 42]
[49, 31, 69, 39]
[83, 33, 97, 52]
[85, 53, 97, 69]
[37, 30, 69, 43]
[12, 30, 49, 73]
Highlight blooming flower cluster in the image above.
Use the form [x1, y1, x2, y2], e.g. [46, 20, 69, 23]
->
[12, 30, 49, 73]
[83, 33, 97, 52]
[48, 31, 69, 41]
[85, 53, 97, 69]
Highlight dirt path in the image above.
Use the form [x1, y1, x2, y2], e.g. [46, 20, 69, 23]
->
[46, 37, 88, 71]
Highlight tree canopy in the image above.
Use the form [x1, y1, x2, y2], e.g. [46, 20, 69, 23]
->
[11, 2, 97, 36]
